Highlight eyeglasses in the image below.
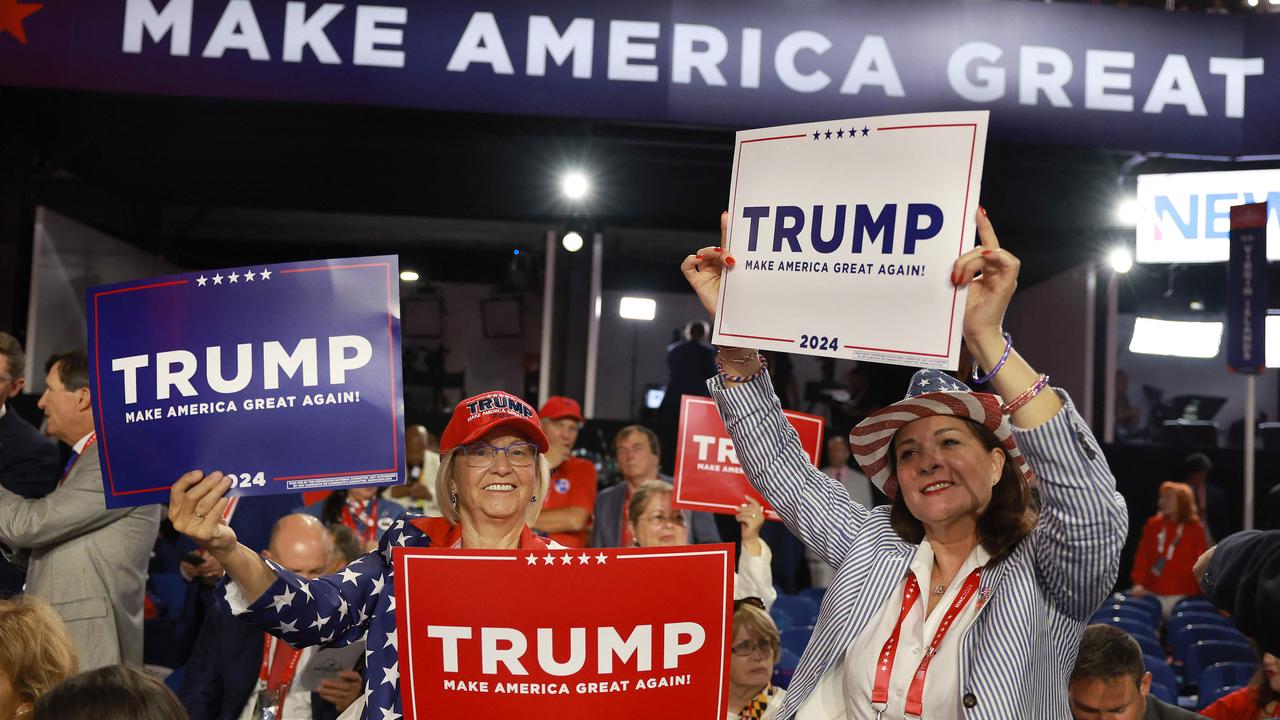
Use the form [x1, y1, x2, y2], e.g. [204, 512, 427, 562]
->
[459, 442, 539, 468]
[731, 638, 779, 657]
[640, 511, 685, 527]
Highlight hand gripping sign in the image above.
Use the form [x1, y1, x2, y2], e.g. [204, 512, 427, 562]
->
[672, 395, 824, 521]
[714, 111, 989, 371]
[393, 544, 735, 719]
[86, 255, 404, 508]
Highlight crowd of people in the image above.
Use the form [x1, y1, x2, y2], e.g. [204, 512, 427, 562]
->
[0, 210, 1278, 719]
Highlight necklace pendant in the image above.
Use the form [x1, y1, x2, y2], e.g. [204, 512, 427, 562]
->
[932, 585, 946, 596]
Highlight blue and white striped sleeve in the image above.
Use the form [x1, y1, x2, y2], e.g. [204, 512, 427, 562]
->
[1016, 390, 1128, 621]
[710, 372, 869, 568]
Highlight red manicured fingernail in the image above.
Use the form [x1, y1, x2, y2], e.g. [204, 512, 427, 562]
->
[714, 247, 723, 253]
[696, 254, 705, 260]
[979, 206, 988, 217]
[981, 250, 991, 256]
[950, 271, 957, 285]
[725, 256, 736, 266]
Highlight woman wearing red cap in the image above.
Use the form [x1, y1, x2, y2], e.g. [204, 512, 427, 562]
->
[680, 210, 1128, 719]
[166, 390, 559, 720]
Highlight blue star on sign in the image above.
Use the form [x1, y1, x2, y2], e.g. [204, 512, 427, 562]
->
[812, 130, 820, 141]
[861, 126, 870, 137]
[836, 129, 844, 138]
[849, 126, 857, 138]
[824, 129, 832, 140]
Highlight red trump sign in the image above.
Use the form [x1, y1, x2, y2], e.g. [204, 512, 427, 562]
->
[392, 544, 735, 719]
[673, 395, 824, 520]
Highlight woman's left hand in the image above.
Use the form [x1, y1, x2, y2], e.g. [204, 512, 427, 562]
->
[737, 496, 766, 542]
[952, 209, 1020, 346]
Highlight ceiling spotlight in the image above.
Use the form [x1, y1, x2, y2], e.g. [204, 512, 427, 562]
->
[399, 270, 420, 282]
[619, 296, 657, 321]
[1108, 248, 1134, 274]
[562, 171, 589, 201]
[562, 231, 584, 253]
[1189, 300, 1205, 311]
[1115, 199, 1142, 226]
[1247, 0, 1258, 6]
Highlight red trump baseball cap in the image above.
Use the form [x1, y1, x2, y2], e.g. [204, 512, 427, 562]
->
[538, 396, 583, 423]
[439, 391, 549, 455]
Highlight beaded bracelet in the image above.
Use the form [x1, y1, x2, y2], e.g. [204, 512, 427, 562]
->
[1001, 374, 1050, 415]
[970, 332, 1013, 385]
[717, 351, 768, 384]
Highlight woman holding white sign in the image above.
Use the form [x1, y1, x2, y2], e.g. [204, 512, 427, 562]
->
[165, 390, 560, 720]
[681, 210, 1127, 719]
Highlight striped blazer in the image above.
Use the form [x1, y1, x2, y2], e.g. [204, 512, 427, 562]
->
[710, 374, 1128, 719]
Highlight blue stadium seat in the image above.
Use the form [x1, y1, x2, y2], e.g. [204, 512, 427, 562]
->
[1143, 654, 1177, 694]
[1132, 633, 1165, 660]
[772, 649, 800, 690]
[1198, 662, 1257, 698]
[1148, 681, 1175, 705]
[769, 607, 794, 632]
[1184, 641, 1256, 685]
[163, 665, 186, 693]
[1171, 610, 1229, 629]
[1093, 617, 1159, 641]
[1172, 597, 1217, 615]
[1170, 624, 1247, 664]
[799, 586, 827, 606]
[1120, 591, 1163, 620]
[1197, 684, 1244, 710]
[780, 626, 814, 657]
[1092, 604, 1156, 629]
[773, 595, 819, 626]
[1111, 595, 1162, 627]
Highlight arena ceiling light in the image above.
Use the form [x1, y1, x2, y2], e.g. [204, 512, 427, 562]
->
[1115, 199, 1142, 227]
[561, 171, 589, 201]
[618, 296, 656, 321]
[1108, 248, 1134, 274]
[1129, 317, 1222, 359]
[562, 231, 584, 252]
[399, 270, 420, 282]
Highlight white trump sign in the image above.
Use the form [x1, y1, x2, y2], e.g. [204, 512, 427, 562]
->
[1135, 168, 1280, 264]
[713, 111, 988, 370]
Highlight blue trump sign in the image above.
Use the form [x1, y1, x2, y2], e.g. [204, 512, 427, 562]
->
[86, 256, 405, 508]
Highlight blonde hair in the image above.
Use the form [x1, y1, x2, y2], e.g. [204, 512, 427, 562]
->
[626, 480, 674, 536]
[434, 448, 551, 527]
[733, 602, 781, 664]
[0, 596, 78, 707]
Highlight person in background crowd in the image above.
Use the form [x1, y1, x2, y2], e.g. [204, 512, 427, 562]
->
[627, 479, 776, 609]
[0, 350, 162, 671]
[808, 433, 876, 588]
[683, 210, 1127, 718]
[326, 523, 363, 570]
[1130, 481, 1209, 617]
[657, 320, 719, 471]
[179, 515, 362, 720]
[1113, 370, 1142, 442]
[1196, 529, 1280, 656]
[33, 664, 188, 720]
[0, 333, 59, 597]
[531, 396, 596, 548]
[1200, 652, 1280, 720]
[167, 390, 562, 720]
[591, 424, 720, 548]
[1067, 624, 1202, 719]
[0, 595, 78, 720]
[726, 598, 787, 720]
[388, 424, 440, 516]
[302, 486, 405, 553]
[1183, 453, 1229, 543]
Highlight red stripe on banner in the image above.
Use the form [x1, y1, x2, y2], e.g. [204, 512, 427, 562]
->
[279, 263, 389, 273]
[94, 280, 189, 297]
[717, 332, 795, 343]
[741, 134, 808, 144]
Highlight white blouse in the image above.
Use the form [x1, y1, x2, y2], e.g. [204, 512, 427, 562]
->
[842, 540, 991, 720]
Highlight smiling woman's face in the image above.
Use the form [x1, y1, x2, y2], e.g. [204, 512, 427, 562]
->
[893, 415, 1004, 531]
[451, 431, 540, 528]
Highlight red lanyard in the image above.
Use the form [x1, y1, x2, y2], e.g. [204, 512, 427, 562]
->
[342, 499, 379, 544]
[1156, 522, 1184, 561]
[871, 567, 982, 718]
[259, 634, 303, 717]
[59, 433, 96, 486]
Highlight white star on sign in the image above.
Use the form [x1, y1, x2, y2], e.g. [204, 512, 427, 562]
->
[578, 553, 590, 565]
[384, 629, 398, 649]
[371, 574, 385, 596]
[269, 587, 297, 613]
[541, 555, 556, 566]
[212, 273, 224, 285]
[559, 553, 574, 566]
[244, 270, 256, 281]
[395, 533, 408, 547]
[381, 661, 400, 686]
[340, 567, 362, 585]
[196, 275, 207, 287]
[595, 552, 608, 565]
[526, 554, 538, 566]
[379, 708, 402, 720]
[274, 619, 298, 635]
[228, 271, 240, 283]
[260, 268, 273, 280]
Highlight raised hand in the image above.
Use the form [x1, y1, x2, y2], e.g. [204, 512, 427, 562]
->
[951, 208, 1019, 347]
[680, 211, 736, 318]
[168, 470, 239, 557]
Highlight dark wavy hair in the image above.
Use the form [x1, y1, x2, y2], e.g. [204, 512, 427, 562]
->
[887, 416, 1038, 564]
[33, 664, 187, 720]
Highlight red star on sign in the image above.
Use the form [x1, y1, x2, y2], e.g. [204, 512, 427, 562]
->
[0, 0, 42, 45]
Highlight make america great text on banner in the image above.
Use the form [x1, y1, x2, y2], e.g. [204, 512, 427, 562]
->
[393, 545, 734, 719]
[713, 111, 986, 371]
[86, 255, 405, 508]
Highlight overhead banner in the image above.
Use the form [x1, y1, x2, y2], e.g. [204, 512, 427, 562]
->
[1136, 169, 1280, 264]
[393, 544, 734, 719]
[86, 255, 405, 508]
[672, 395, 824, 520]
[1227, 203, 1268, 374]
[712, 111, 985, 370]
[0, 1, 1275, 156]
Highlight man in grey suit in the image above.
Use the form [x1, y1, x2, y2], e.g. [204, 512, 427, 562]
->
[0, 350, 162, 670]
[591, 424, 720, 548]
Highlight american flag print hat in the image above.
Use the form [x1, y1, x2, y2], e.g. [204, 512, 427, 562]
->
[849, 369, 1034, 500]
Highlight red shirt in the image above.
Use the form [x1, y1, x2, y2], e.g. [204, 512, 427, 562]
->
[1201, 686, 1276, 720]
[1131, 515, 1209, 597]
[538, 456, 598, 548]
